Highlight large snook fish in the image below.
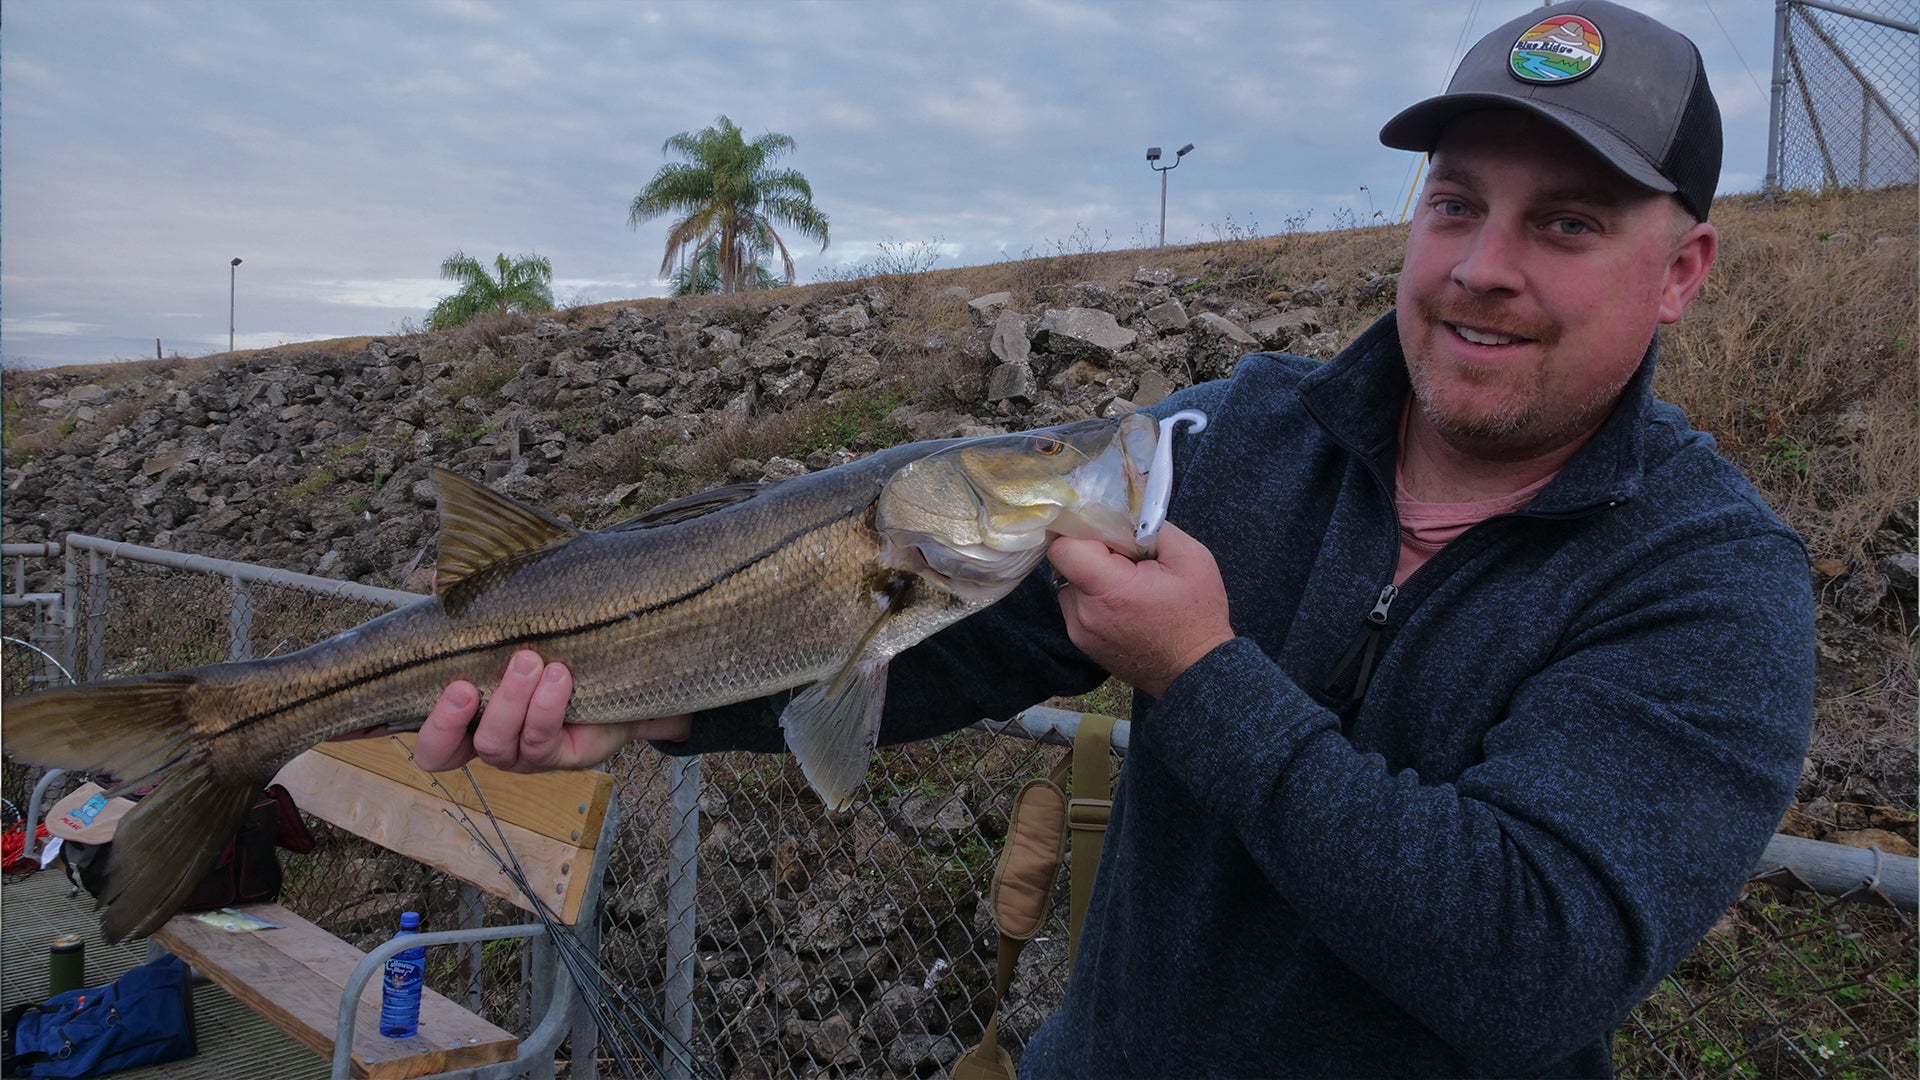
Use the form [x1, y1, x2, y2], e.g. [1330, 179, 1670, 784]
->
[5, 412, 1184, 941]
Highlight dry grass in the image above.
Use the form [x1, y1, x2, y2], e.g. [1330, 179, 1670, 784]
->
[1657, 186, 1917, 565]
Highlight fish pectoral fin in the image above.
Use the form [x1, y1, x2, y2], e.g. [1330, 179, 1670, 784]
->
[607, 482, 768, 531]
[780, 657, 888, 813]
[433, 467, 579, 610]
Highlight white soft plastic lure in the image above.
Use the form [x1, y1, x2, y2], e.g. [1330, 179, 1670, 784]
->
[1134, 409, 1208, 551]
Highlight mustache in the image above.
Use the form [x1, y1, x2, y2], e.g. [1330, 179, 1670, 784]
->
[1419, 297, 1558, 346]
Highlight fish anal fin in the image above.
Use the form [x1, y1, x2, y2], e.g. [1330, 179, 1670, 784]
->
[100, 760, 259, 942]
[780, 657, 888, 812]
[433, 467, 578, 611]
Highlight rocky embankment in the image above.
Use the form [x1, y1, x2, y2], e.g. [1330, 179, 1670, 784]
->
[2, 266, 1380, 592]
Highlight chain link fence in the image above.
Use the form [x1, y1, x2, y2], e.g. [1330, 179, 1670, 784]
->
[3, 543, 1915, 1078]
[1768, 0, 1919, 192]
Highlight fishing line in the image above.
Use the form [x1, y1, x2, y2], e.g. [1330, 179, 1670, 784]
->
[1, 635, 77, 685]
[396, 739, 718, 1080]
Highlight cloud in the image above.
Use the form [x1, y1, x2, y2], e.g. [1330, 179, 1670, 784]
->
[3, 315, 96, 337]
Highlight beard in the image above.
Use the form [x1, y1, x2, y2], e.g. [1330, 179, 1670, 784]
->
[1405, 296, 1623, 461]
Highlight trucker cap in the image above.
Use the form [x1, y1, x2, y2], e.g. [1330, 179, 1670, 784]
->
[1379, 0, 1722, 221]
[46, 783, 136, 844]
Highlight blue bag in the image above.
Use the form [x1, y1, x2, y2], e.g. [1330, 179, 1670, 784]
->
[4, 953, 195, 1077]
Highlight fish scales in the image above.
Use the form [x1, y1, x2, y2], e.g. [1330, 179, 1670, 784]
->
[2, 412, 1180, 941]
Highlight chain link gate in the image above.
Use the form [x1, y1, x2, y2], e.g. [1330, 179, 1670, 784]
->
[1766, 0, 1919, 192]
[3, 540, 1915, 1078]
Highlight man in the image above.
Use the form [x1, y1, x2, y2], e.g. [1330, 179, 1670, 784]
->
[417, 3, 1814, 1074]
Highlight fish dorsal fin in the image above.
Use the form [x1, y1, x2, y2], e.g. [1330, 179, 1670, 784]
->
[605, 482, 767, 532]
[433, 467, 578, 607]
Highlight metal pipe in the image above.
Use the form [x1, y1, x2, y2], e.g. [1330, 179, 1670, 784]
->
[85, 550, 107, 681]
[1766, 0, 1790, 192]
[23, 768, 67, 860]
[1754, 833, 1918, 912]
[663, 757, 700, 1080]
[1790, 0, 1918, 34]
[59, 544, 77, 689]
[1, 542, 64, 558]
[974, 705, 1132, 754]
[61, 533, 422, 608]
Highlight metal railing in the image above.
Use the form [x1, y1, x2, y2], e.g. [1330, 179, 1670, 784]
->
[3, 539, 1915, 1077]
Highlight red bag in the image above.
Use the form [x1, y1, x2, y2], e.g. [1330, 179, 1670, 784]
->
[2, 821, 51, 875]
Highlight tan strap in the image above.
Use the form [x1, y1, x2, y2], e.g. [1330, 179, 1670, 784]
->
[953, 779, 1068, 1080]
[952, 712, 1120, 1079]
[1067, 712, 1116, 964]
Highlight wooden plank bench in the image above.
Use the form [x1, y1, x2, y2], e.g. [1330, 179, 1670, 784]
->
[148, 733, 619, 1080]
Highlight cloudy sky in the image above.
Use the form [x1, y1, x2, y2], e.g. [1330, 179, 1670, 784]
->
[3, 0, 1783, 368]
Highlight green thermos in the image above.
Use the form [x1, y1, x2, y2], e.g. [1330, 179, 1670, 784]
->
[48, 934, 85, 996]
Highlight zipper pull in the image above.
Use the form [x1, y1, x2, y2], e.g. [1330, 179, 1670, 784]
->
[1324, 583, 1400, 708]
[1366, 584, 1399, 625]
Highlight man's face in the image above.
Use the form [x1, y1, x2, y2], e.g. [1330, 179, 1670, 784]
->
[1394, 110, 1714, 462]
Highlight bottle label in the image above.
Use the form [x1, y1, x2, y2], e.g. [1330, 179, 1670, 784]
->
[384, 958, 422, 992]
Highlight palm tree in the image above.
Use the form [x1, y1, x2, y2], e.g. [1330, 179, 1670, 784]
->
[628, 115, 830, 294]
[427, 251, 555, 330]
[668, 240, 783, 296]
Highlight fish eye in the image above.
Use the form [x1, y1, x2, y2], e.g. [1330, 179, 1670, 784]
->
[1030, 437, 1065, 456]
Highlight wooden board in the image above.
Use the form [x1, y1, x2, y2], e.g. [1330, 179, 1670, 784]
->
[310, 733, 612, 847]
[273, 751, 594, 924]
[154, 904, 517, 1080]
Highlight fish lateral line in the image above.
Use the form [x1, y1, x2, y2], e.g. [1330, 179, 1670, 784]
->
[217, 510, 880, 740]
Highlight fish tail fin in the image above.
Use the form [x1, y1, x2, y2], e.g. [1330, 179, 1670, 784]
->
[5, 674, 202, 787]
[5, 674, 261, 941]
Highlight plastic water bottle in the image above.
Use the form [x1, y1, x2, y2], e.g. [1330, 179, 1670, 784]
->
[379, 911, 425, 1038]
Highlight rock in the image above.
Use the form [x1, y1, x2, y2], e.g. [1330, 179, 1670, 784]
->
[1035, 307, 1136, 364]
[1827, 828, 1918, 858]
[1302, 329, 1343, 358]
[1191, 311, 1259, 347]
[762, 456, 807, 481]
[1878, 553, 1917, 598]
[886, 1033, 962, 1072]
[989, 310, 1031, 366]
[1133, 266, 1177, 286]
[818, 304, 869, 336]
[1143, 299, 1190, 332]
[1134, 369, 1176, 407]
[1835, 569, 1888, 620]
[986, 363, 1036, 403]
[967, 291, 1013, 325]
[891, 793, 972, 844]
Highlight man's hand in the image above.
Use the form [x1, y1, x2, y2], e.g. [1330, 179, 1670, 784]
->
[413, 649, 691, 773]
[1051, 522, 1235, 699]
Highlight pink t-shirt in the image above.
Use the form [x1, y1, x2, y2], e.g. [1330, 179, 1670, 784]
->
[1393, 405, 1558, 585]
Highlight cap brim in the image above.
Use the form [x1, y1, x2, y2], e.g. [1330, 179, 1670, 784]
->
[46, 783, 136, 843]
[1380, 92, 1677, 196]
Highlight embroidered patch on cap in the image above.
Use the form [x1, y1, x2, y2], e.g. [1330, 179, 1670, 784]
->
[1510, 14, 1604, 84]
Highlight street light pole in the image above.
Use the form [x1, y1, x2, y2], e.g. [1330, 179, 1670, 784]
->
[229, 257, 242, 352]
[1146, 143, 1195, 247]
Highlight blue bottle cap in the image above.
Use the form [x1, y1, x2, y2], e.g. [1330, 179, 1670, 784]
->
[400, 911, 421, 930]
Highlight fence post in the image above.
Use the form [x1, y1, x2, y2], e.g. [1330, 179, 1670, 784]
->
[229, 576, 253, 661]
[664, 756, 701, 1080]
[60, 543, 78, 684]
[85, 550, 108, 681]
[1767, 0, 1790, 192]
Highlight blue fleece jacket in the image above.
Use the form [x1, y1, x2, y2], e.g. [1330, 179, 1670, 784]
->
[672, 312, 1815, 1077]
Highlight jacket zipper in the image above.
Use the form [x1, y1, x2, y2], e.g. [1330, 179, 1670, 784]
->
[1324, 582, 1398, 705]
